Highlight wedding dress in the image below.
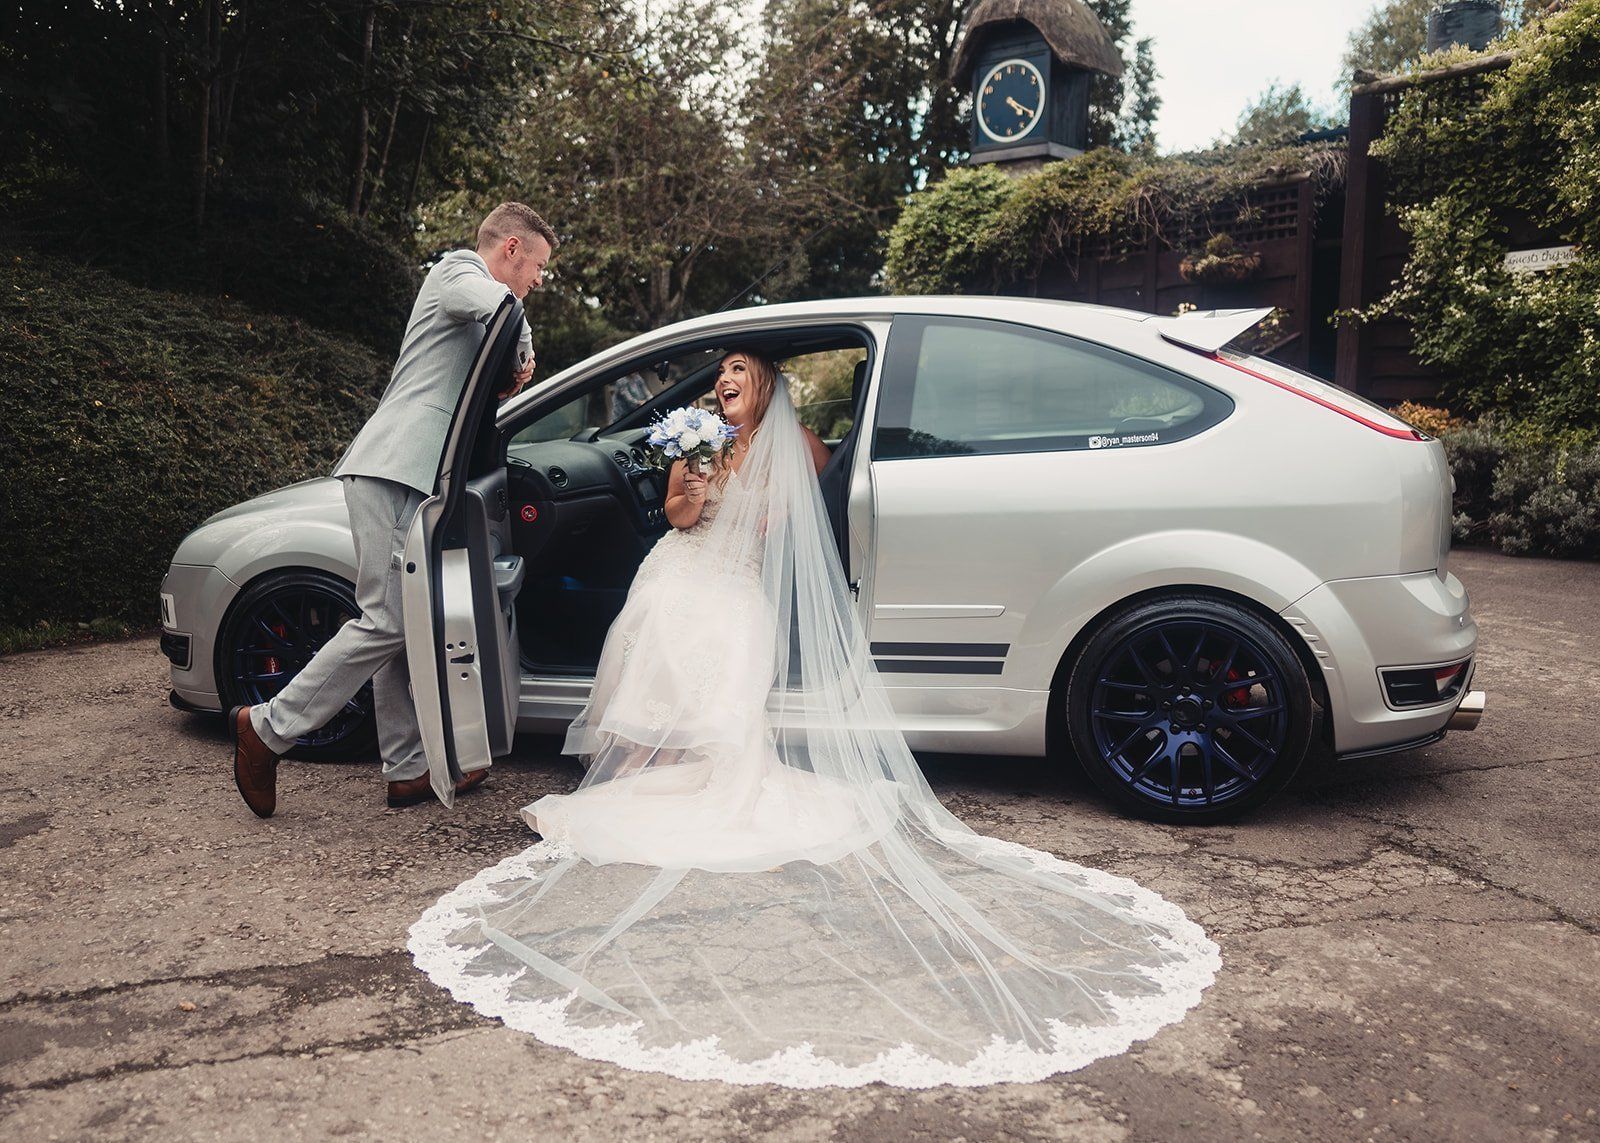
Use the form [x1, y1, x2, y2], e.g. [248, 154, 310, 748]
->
[409, 378, 1219, 1088]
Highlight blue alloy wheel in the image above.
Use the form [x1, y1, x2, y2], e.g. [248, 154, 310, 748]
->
[1063, 595, 1314, 822]
[216, 570, 378, 761]
[1090, 620, 1286, 808]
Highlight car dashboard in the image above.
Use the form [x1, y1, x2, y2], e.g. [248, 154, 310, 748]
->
[501, 430, 671, 673]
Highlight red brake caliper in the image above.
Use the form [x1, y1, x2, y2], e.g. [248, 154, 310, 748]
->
[266, 621, 288, 675]
[1222, 667, 1251, 709]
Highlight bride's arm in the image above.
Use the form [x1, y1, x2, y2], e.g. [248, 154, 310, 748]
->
[801, 426, 832, 476]
[664, 459, 707, 529]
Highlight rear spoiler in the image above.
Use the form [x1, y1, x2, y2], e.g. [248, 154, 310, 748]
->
[1149, 307, 1275, 354]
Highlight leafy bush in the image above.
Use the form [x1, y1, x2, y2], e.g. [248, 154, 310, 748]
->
[1441, 417, 1600, 556]
[1389, 402, 1463, 437]
[1440, 420, 1511, 542]
[1363, 0, 1600, 432]
[0, 244, 389, 635]
[884, 166, 1020, 295]
[1487, 443, 1600, 557]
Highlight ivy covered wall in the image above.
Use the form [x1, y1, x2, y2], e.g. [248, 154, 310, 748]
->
[1357, 0, 1600, 431]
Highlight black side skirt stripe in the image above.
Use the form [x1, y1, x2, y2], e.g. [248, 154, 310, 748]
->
[874, 660, 1006, 675]
[869, 642, 1010, 658]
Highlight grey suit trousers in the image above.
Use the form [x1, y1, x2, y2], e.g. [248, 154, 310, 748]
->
[249, 475, 428, 781]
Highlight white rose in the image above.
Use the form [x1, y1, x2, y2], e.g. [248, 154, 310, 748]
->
[680, 429, 702, 450]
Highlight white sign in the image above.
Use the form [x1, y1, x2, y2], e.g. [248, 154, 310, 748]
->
[1504, 246, 1579, 274]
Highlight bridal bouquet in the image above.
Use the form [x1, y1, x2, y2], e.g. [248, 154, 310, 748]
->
[644, 405, 738, 473]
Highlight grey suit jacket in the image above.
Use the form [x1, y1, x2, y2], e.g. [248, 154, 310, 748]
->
[332, 250, 532, 496]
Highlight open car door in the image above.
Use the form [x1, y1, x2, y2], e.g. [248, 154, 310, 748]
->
[400, 296, 526, 806]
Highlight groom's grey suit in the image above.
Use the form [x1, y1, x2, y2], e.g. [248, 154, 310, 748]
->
[249, 250, 532, 778]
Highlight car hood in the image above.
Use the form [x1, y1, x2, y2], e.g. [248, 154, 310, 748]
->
[197, 476, 345, 527]
[173, 476, 354, 568]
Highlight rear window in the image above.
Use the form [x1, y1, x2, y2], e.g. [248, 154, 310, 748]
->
[876, 316, 1233, 459]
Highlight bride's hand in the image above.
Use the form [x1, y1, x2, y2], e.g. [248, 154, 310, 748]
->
[683, 466, 707, 503]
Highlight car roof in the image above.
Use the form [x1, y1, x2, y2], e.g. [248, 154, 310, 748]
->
[540, 297, 1151, 378]
[510, 296, 1265, 415]
[672, 294, 1157, 334]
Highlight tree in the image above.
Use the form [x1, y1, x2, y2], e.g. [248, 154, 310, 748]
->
[1084, 0, 1162, 151]
[740, 0, 1162, 301]
[429, 0, 863, 339]
[0, 0, 597, 237]
[731, 0, 970, 301]
[1228, 82, 1335, 147]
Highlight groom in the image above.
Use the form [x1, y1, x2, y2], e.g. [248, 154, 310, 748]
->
[231, 202, 558, 817]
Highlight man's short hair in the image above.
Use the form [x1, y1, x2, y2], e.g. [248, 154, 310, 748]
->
[477, 202, 558, 252]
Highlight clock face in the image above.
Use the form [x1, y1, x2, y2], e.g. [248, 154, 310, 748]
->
[977, 58, 1045, 144]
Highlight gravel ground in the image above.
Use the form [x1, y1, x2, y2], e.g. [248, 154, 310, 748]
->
[1, 548, 1596, 1141]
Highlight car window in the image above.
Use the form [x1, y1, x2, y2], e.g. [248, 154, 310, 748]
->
[787, 347, 867, 441]
[509, 341, 870, 447]
[509, 352, 715, 445]
[874, 316, 1230, 459]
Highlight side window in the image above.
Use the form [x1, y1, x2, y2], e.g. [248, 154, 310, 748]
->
[873, 316, 1231, 459]
[509, 353, 713, 446]
[787, 346, 868, 441]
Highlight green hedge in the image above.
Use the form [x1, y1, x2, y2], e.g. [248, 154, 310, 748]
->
[1, 190, 421, 356]
[0, 245, 390, 637]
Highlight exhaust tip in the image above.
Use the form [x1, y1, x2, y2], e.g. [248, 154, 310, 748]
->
[1448, 690, 1486, 730]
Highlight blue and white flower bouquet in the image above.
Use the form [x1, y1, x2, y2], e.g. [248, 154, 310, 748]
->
[643, 405, 738, 473]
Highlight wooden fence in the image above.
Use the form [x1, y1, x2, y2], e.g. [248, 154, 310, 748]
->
[1006, 53, 1518, 406]
[1023, 176, 1346, 377]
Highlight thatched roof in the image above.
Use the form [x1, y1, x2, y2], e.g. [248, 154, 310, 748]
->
[950, 0, 1125, 83]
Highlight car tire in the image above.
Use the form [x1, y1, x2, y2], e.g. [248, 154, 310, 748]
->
[1063, 594, 1314, 824]
[214, 569, 379, 763]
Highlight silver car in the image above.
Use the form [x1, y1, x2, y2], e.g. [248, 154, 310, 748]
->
[160, 296, 1485, 821]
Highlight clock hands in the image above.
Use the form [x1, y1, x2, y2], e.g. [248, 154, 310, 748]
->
[978, 60, 1044, 142]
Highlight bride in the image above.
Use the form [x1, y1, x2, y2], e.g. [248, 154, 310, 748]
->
[409, 348, 1219, 1088]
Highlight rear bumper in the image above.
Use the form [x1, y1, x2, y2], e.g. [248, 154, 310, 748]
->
[1284, 569, 1481, 755]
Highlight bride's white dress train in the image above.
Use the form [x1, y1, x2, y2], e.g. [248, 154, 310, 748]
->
[409, 382, 1220, 1088]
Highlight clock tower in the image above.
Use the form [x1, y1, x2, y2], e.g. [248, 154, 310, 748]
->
[951, 0, 1124, 172]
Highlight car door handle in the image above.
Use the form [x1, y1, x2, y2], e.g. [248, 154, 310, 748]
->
[492, 554, 525, 601]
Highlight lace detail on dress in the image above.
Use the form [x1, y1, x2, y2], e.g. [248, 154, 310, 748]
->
[420, 383, 1221, 1092]
[407, 836, 1221, 1089]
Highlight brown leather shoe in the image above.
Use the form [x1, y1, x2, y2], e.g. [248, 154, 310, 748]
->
[386, 768, 488, 809]
[231, 704, 281, 819]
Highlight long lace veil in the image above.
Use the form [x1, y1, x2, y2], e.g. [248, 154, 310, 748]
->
[409, 375, 1219, 1087]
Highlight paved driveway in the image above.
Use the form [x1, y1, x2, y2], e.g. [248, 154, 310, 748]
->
[1, 548, 1596, 1141]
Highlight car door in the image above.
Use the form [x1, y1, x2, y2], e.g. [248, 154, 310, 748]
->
[400, 296, 526, 806]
